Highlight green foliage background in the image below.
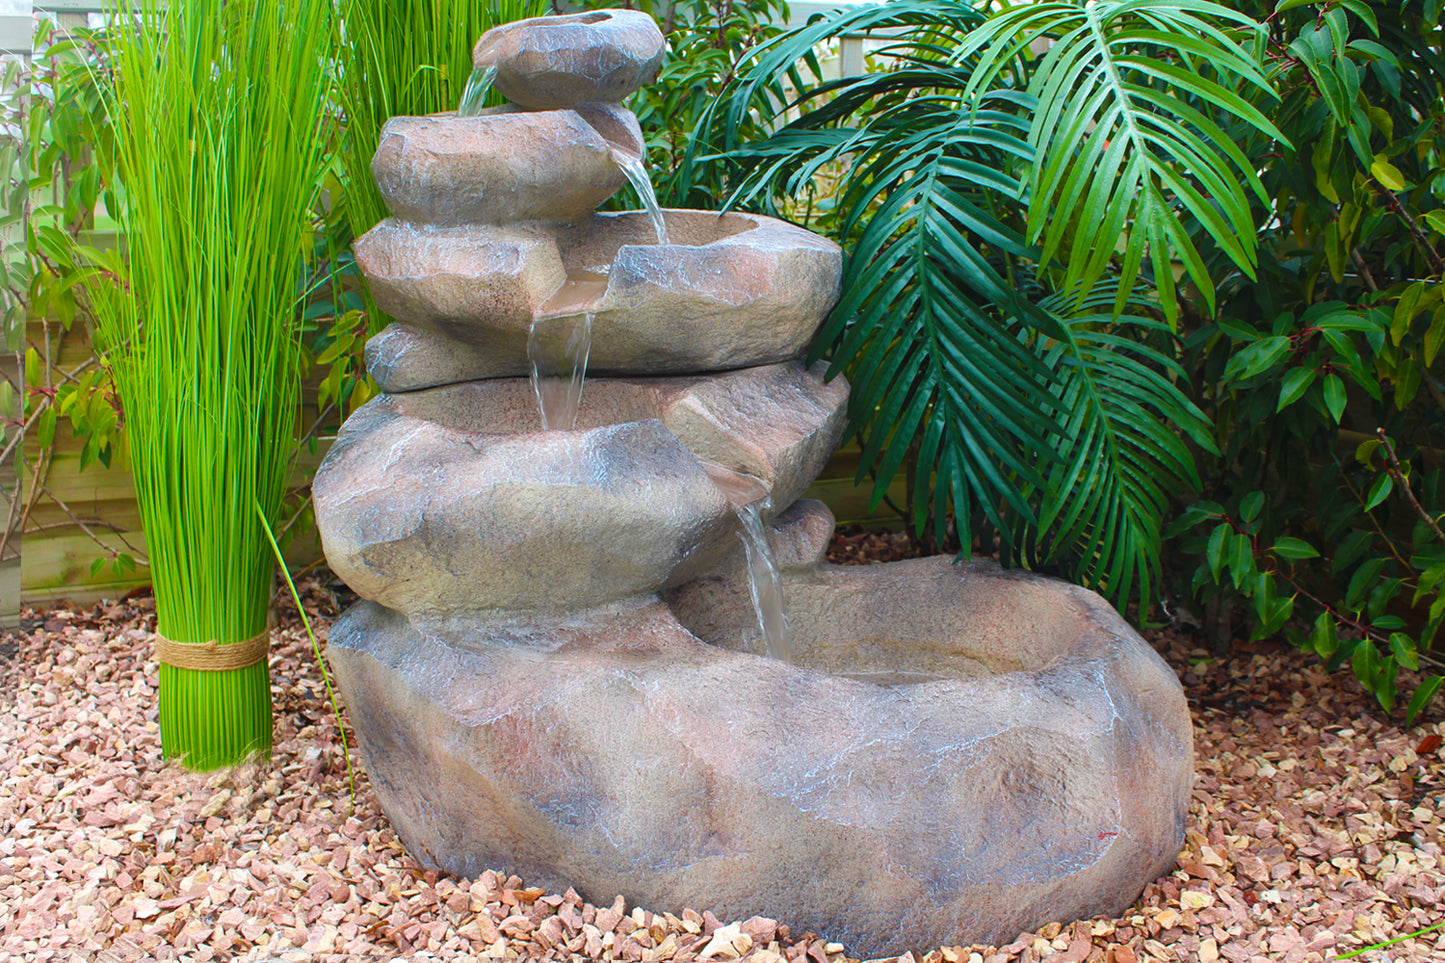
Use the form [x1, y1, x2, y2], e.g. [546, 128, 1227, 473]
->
[1174, 0, 1445, 722]
[695, 0, 1443, 721]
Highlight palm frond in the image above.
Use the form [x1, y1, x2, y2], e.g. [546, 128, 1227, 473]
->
[696, 0, 1224, 608]
[955, 0, 1286, 321]
[787, 95, 1059, 547]
[1029, 291, 1214, 601]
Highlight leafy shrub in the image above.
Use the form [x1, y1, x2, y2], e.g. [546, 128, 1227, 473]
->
[1173, 0, 1445, 722]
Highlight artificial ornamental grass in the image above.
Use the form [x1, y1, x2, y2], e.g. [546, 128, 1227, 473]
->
[88, 0, 334, 770]
[335, 0, 548, 267]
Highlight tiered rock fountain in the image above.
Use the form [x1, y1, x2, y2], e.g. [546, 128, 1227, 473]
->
[313, 10, 1193, 956]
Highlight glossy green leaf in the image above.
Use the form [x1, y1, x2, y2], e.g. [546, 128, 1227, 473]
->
[1369, 154, 1406, 191]
[1323, 373, 1347, 422]
[1393, 280, 1425, 344]
[1277, 367, 1316, 410]
[1337, 0, 1377, 34]
[1207, 522, 1229, 583]
[1365, 473, 1394, 510]
[1374, 655, 1399, 713]
[1388, 632, 1420, 671]
[1311, 612, 1340, 660]
[1230, 529, 1256, 587]
[1224, 335, 1291, 381]
[1425, 307, 1445, 367]
[1345, 557, 1387, 610]
[1272, 537, 1320, 560]
[37, 407, 56, 451]
[1352, 638, 1379, 690]
[1405, 676, 1443, 726]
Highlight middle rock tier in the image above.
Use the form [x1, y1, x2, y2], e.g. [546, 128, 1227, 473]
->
[358, 210, 842, 392]
[360, 105, 842, 391]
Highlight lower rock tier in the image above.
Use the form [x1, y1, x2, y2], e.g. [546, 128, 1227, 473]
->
[326, 557, 1192, 956]
[312, 363, 848, 619]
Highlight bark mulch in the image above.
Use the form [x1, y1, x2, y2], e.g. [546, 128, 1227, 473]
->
[2, 543, 1443, 962]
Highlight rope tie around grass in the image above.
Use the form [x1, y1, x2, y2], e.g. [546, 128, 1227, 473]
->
[154, 631, 270, 671]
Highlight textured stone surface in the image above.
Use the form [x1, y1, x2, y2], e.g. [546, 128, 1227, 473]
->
[353, 221, 564, 340]
[755, 499, 839, 572]
[371, 105, 643, 225]
[326, 557, 1193, 957]
[474, 9, 665, 110]
[357, 210, 843, 391]
[312, 363, 847, 618]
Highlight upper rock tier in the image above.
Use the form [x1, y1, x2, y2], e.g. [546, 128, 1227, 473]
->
[372, 104, 644, 226]
[473, 9, 665, 110]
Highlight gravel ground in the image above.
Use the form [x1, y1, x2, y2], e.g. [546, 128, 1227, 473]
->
[3, 539, 1443, 963]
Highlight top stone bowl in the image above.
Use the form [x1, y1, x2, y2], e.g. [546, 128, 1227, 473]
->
[474, 9, 666, 110]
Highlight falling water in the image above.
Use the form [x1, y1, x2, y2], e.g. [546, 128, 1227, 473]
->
[528, 271, 609, 430]
[703, 464, 792, 662]
[610, 147, 669, 246]
[457, 65, 497, 116]
[528, 313, 594, 430]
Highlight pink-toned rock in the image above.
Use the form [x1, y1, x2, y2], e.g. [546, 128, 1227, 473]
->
[371, 105, 643, 225]
[312, 364, 847, 619]
[356, 210, 842, 390]
[474, 10, 665, 110]
[325, 556, 1192, 958]
[353, 220, 564, 338]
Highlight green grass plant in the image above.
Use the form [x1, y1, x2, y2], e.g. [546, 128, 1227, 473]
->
[1335, 919, 1445, 959]
[334, 0, 548, 249]
[257, 502, 355, 806]
[87, 0, 335, 769]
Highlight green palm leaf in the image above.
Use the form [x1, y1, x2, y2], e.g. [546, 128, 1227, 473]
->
[955, 0, 1287, 322]
[1031, 291, 1213, 601]
[696, 0, 1233, 608]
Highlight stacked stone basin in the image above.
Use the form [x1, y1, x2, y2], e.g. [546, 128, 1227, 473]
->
[360, 210, 840, 391]
[313, 9, 1193, 957]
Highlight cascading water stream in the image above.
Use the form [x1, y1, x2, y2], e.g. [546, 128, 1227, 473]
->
[528, 271, 608, 430]
[702, 464, 792, 662]
[609, 147, 669, 246]
[526, 148, 670, 430]
[528, 313, 594, 430]
[457, 65, 497, 116]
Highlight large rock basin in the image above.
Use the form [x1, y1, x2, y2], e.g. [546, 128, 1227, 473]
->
[357, 210, 842, 391]
[312, 363, 848, 618]
[325, 552, 1192, 956]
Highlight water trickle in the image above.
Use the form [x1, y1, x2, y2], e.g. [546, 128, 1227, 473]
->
[703, 464, 792, 662]
[528, 270, 608, 430]
[457, 65, 497, 116]
[610, 147, 669, 246]
[836, 670, 946, 686]
[528, 312, 594, 431]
